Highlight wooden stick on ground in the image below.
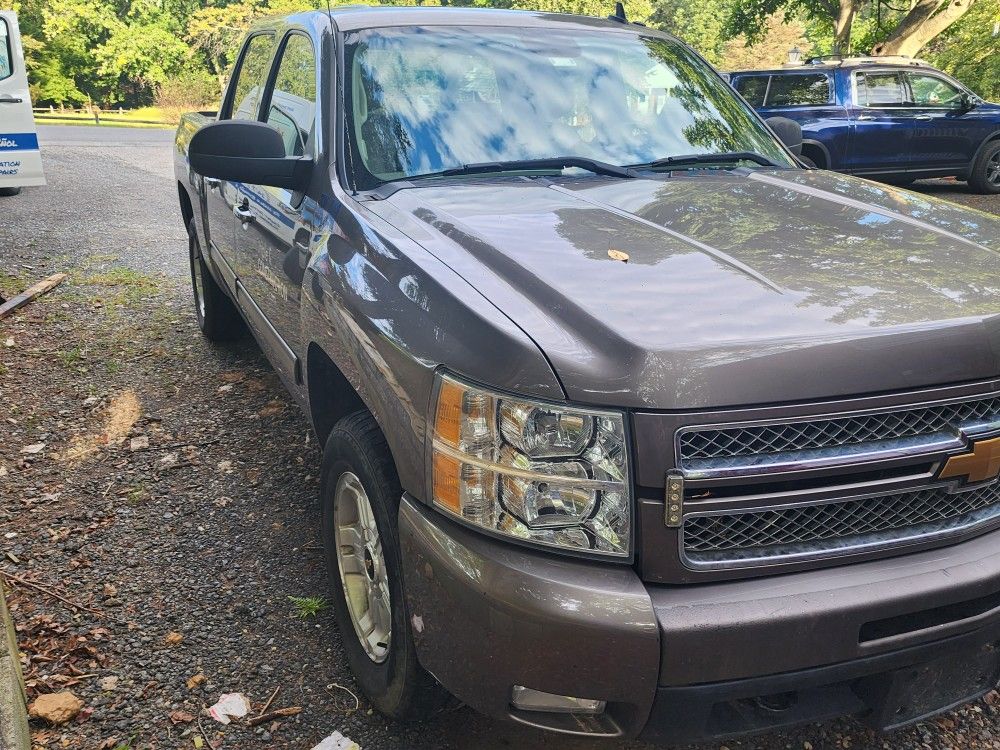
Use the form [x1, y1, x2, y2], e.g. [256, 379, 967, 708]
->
[0, 273, 68, 320]
[246, 706, 302, 727]
[0, 570, 103, 617]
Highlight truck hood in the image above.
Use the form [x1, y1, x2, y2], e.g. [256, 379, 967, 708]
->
[372, 169, 1000, 409]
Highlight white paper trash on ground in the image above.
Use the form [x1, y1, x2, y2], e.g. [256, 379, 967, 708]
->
[207, 693, 251, 725]
[312, 730, 361, 750]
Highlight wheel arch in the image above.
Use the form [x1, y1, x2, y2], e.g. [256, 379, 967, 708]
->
[306, 342, 369, 449]
[971, 130, 1000, 165]
[178, 182, 194, 229]
[801, 139, 831, 169]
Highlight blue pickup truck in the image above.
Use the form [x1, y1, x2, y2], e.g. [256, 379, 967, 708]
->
[729, 57, 1000, 193]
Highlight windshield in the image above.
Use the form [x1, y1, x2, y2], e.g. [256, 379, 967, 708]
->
[343, 25, 794, 189]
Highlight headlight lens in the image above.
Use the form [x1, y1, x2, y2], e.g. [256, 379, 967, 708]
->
[430, 374, 631, 556]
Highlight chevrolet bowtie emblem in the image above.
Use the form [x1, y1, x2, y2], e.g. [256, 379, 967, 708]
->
[939, 436, 1000, 484]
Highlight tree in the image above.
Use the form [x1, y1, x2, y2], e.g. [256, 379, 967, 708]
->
[723, 0, 981, 56]
[871, 0, 978, 56]
[927, 0, 1000, 98]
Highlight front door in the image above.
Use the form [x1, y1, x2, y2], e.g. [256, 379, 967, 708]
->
[202, 32, 275, 283]
[905, 71, 988, 173]
[232, 31, 319, 382]
[0, 11, 44, 189]
[847, 71, 913, 175]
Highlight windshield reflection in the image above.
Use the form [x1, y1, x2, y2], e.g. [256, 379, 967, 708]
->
[344, 26, 793, 188]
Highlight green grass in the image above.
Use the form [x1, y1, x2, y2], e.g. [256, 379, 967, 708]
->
[33, 105, 177, 128]
[289, 596, 329, 619]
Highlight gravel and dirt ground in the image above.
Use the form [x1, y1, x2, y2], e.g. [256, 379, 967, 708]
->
[2, 126, 1000, 750]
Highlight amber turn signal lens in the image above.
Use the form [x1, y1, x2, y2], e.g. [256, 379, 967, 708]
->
[432, 451, 461, 514]
[435, 378, 464, 448]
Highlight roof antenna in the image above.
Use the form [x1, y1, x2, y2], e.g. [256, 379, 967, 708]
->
[608, 1, 627, 23]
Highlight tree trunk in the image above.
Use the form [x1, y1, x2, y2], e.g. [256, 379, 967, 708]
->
[833, 0, 860, 53]
[872, 0, 977, 56]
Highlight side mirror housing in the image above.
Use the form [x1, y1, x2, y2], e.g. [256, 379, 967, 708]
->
[765, 116, 803, 157]
[957, 92, 977, 112]
[189, 120, 312, 191]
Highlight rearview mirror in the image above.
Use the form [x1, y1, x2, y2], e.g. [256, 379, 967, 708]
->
[189, 120, 312, 191]
[765, 116, 803, 157]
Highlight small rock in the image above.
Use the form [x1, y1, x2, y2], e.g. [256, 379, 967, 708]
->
[20, 443, 46, 454]
[83, 396, 99, 407]
[129, 435, 149, 451]
[29, 691, 83, 724]
[100, 676, 119, 692]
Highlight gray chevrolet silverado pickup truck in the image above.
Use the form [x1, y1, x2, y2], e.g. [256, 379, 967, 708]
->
[174, 7, 1000, 743]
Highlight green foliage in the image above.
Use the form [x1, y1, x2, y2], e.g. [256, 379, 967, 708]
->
[928, 0, 1000, 100]
[288, 595, 329, 618]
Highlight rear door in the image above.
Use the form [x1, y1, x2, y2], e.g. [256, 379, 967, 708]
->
[0, 11, 44, 188]
[202, 32, 275, 284]
[754, 71, 848, 169]
[847, 70, 913, 174]
[905, 71, 987, 172]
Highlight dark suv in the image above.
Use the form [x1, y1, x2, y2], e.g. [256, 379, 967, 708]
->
[730, 58, 1000, 192]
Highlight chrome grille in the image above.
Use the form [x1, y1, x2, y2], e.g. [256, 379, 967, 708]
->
[679, 395, 1000, 462]
[683, 482, 1000, 566]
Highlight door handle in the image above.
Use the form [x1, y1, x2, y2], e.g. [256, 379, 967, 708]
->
[234, 203, 255, 225]
[0, 96, 23, 104]
[856, 115, 876, 121]
[914, 114, 933, 121]
[205, 177, 221, 190]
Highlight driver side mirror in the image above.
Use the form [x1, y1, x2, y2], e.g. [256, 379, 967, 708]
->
[765, 116, 803, 157]
[956, 92, 977, 112]
[189, 120, 312, 191]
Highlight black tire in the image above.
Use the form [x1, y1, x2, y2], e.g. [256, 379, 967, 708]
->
[798, 155, 818, 169]
[969, 140, 1000, 195]
[320, 410, 450, 721]
[0, 187, 22, 197]
[187, 219, 243, 341]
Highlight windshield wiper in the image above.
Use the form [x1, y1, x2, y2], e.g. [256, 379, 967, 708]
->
[435, 157, 636, 179]
[634, 151, 781, 170]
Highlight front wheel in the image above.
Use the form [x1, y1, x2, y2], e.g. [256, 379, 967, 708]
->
[0, 187, 22, 197]
[187, 219, 243, 341]
[969, 141, 1000, 195]
[320, 411, 450, 721]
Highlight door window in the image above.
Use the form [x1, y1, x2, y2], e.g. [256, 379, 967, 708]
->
[855, 72, 905, 107]
[264, 34, 317, 157]
[0, 18, 12, 81]
[229, 34, 275, 121]
[765, 74, 831, 106]
[907, 73, 964, 108]
[734, 76, 769, 107]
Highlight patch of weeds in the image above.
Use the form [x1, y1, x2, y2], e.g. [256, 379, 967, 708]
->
[0, 270, 27, 298]
[126, 487, 147, 505]
[57, 346, 86, 370]
[106, 359, 123, 375]
[79, 267, 161, 309]
[289, 595, 329, 619]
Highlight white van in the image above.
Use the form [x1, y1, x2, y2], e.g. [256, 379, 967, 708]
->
[0, 10, 45, 196]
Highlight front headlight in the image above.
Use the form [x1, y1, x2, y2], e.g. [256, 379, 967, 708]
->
[429, 373, 631, 557]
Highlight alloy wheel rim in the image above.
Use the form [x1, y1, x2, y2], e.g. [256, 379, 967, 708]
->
[333, 471, 392, 663]
[988, 152, 1000, 187]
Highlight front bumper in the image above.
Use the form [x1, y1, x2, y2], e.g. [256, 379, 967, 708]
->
[398, 496, 1000, 742]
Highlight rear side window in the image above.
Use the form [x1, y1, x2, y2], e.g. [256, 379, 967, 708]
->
[264, 34, 317, 157]
[735, 76, 768, 107]
[0, 18, 12, 81]
[856, 72, 905, 107]
[229, 34, 275, 121]
[766, 74, 831, 106]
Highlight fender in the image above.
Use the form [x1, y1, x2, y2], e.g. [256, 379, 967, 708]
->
[970, 129, 1000, 165]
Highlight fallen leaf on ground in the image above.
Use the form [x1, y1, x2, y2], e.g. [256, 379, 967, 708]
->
[258, 400, 285, 417]
[170, 710, 197, 724]
[164, 631, 184, 647]
[186, 673, 206, 690]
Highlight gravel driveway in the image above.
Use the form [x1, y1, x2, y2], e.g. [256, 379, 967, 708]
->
[1, 126, 1000, 750]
